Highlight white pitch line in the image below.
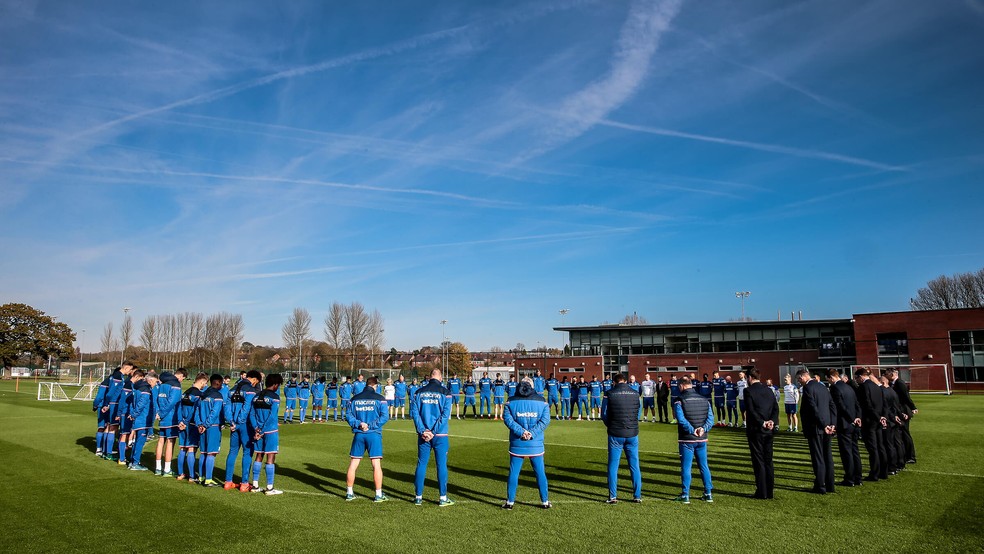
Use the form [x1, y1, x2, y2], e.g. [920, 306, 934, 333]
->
[279, 490, 606, 504]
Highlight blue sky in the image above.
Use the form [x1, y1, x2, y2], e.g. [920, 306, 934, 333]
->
[2, 0, 983, 351]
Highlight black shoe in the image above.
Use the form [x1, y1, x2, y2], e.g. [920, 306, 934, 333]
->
[906, 458, 916, 464]
[540, 502, 552, 509]
[838, 480, 855, 487]
[631, 497, 642, 503]
[864, 476, 879, 482]
[810, 487, 826, 495]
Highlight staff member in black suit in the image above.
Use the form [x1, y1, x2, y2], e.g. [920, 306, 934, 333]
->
[880, 375, 905, 475]
[855, 368, 887, 481]
[827, 369, 862, 487]
[656, 376, 670, 424]
[797, 369, 837, 494]
[742, 368, 779, 499]
[887, 368, 917, 464]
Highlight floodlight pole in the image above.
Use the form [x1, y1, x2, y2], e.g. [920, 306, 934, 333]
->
[735, 292, 750, 321]
[120, 307, 131, 366]
[440, 320, 448, 374]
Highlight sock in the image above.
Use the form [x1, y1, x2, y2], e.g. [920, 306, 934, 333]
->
[197, 453, 205, 478]
[265, 464, 275, 488]
[347, 486, 354, 495]
[177, 451, 186, 475]
[155, 460, 162, 471]
[376, 488, 382, 497]
[416, 495, 423, 501]
[95, 431, 104, 453]
[187, 452, 197, 479]
[252, 461, 261, 487]
[440, 495, 448, 501]
[164, 462, 171, 473]
[205, 455, 215, 480]
[118, 438, 126, 461]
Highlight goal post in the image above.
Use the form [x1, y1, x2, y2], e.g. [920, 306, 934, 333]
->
[37, 382, 72, 402]
[72, 382, 99, 402]
[850, 364, 951, 395]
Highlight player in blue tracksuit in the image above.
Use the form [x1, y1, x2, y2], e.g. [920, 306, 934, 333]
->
[712, 371, 726, 423]
[463, 377, 478, 418]
[493, 376, 507, 420]
[127, 370, 155, 470]
[478, 372, 493, 418]
[603, 377, 614, 393]
[248, 373, 283, 494]
[283, 376, 298, 423]
[698, 375, 713, 401]
[448, 374, 462, 419]
[339, 377, 353, 419]
[502, 379, 552, 509]
[559, 377, 572, 420]
[153, 369, 185, 476]
[577, 378, 590, 420]
[99, 363, 134, 461]
[177, 373, 208, 481]
[345, 377, 390, 502]
[311, 377, 326, 422]
[224, 370, 261, 489]
[507, 377, 518, 398]
[297, 376, 311, 424]
[724, 376, 738, 426]
[92, 370, 111, 458]
[546, 375, 560, 418]
[394, 375, 408, 420]
[590, 377, 603, 420]
[533, 372, 546, 399]
[569, 376, 580, 419]
[629, 375, 643, 420]
[670, 375, 681, 406]
[353, 375, 367, 395]
[326, 378, 339, 421]
[195, 374, 225, 486]
[117, 374, 135, 466]
[411, 370, 454, 506]
[408, 379, 420, 404]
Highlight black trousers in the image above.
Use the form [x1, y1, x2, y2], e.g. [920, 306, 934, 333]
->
[892, 426, 906, 469]
[879, 424, 897, 475]
[746, 432, 774, 498]
[658, 398, 669, 422]
[901, 417, 916, 461]
[836, 427, 862, 484]
[861, 423, 882, 479]
[806, 431, 836, 492]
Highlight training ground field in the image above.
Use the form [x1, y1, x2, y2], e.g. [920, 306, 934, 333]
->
[1, 382, 982, 553]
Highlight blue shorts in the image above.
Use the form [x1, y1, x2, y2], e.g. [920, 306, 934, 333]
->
[120, 416, 134, 434]
[548, 395, 559, 405]
[328, 398, 338, 408]
[313, 398, 324, 408]
[253, 431, 279, 454]
[465, 396, 476, 406]
[785, 403, 798, 415]
[350, 433, 383, 459]
[715, 397, 725, 407]
[451, 394, 460, 404]
[726, 400, 737, 408]
[285, 398, 296, 409]
[179, 425, 200, 448]
[97, 409, 111, 428]
[201, 425, 222, 454]
[591, 397, 602, 408]
[394, 397, 406, 408]
[739, 400, 746, 412]
[494, 396, 504, 405]
[299, 398, 310, 407]
[159, 425, 179, 439]
[642, 397, 655, 408]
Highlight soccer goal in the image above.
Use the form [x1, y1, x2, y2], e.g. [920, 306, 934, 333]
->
[72, 382, 99, 402]
[850, 364, 951, 395]
[37, 382, 72, 402]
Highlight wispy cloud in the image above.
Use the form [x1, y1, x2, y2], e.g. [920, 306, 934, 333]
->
[593, 118, 907, 171]
[515, 0, 683, 163]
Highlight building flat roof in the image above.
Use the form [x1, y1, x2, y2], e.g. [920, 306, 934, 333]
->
[555, 318, 853, 332]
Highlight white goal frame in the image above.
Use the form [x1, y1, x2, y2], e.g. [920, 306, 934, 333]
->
[72, 382, 99, 401]
[37, 382, 72, 402]
[850, 364, 951, 395]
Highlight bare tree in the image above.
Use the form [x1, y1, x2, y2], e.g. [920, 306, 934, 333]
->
[226, 313, 245, 371]
[324, 302, 346, 371]
[119, 314, 133, 362]
[345, 303, 370, 372]
[140, 316, 158, 368]
[619, 312, 649, 325]
[367, 309, 384, 368]
[100, 322, 116, 362]
[282, 308, 312, 373]
[911, 268, 984, 310]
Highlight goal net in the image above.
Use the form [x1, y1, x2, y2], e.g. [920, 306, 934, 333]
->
[850, 364, 951, 395]
[37, 382, 72, 402]
[73, 382, 99, 401]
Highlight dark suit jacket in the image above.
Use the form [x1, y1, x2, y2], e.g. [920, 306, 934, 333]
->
[882, 385, 902, 427]
[893, 378, 916, 415]
[743, 382, 779, 435]
[830, 381, 861, 432]
[656, 381, 670, 400]
[800, 380, 836, 433]
[857, 378, 885, 424]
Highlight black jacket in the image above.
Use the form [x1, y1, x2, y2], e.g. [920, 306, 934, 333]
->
[601, 383, 640, 438]
[857, 378, 885, 425]
[893, 378, 917, 415]
[830, 381, 861, 432]
[743, 382, 778, 435]
[800, 380, 836, 433]
[656, 381, 670, 400]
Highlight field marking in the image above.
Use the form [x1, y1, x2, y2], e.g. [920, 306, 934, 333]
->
[317, 421, 677, 455]
[906, 469, 984, 479]
[279, 489, 609, 504]
[0, 414, 86, 420]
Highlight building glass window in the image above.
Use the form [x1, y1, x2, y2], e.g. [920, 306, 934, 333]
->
[951, 330, 984, 382]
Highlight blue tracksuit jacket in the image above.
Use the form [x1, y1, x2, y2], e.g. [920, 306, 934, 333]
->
[503, 393, 551, 457]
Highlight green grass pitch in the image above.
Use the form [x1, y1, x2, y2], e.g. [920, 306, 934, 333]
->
[1, 381, 982, 553]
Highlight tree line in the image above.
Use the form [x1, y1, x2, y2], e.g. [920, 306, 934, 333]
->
[910, 268, 984, 310]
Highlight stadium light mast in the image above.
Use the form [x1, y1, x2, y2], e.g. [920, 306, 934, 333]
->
[735, 292, 750, 321]
[440, 320, 448, 374]
[79, 328, 86, 375]
[558, 308, 570, 350]
[120, 307, 131, 366]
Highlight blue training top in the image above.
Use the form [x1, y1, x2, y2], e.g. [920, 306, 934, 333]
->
[503, 391, 550, 457]
[155, 373, 183, 428]
[394, 380, 408, 399]
[249, 389, 280, 436]
[448, 378, 461, 394]
[223, 380, 257, 425]
[560, 381, 571, 399]
[346, 387, 389, 434]
[410, 379, 452, 436]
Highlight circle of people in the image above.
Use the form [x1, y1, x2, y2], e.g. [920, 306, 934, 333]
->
[90, 363, 917, 507]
